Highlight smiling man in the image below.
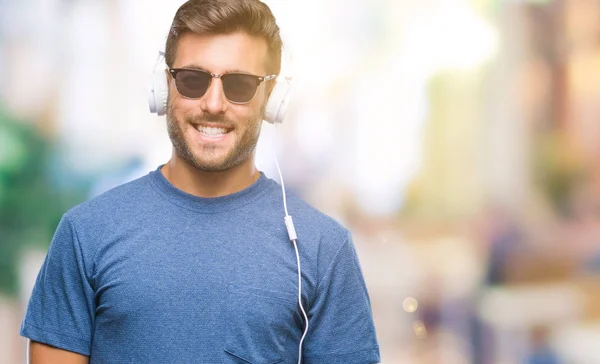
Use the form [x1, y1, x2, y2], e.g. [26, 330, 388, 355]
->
[20, 1, 380, 363]
[163, 30, 273, 194]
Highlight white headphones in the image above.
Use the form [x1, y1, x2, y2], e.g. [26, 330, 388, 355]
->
[147, 51, 292, 124]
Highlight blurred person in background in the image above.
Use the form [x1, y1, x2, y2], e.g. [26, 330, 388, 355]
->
[18, 0, 380, 363]
[526, 326, 560, 364]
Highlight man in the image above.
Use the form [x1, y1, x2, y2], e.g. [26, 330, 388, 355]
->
[20, 0, 380, 363]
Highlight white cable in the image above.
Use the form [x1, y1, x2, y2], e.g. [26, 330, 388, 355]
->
[293, 239, 309, 364]
[271, 125, 309, 364]
[292, 239, 308, 364]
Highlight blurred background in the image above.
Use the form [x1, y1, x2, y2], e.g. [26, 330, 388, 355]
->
[1, 0, 600, 362]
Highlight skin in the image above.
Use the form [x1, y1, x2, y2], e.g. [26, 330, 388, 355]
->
[29, 31, 274, 363]
[29, 342, 88, 364]
[162, 31, 274, 198]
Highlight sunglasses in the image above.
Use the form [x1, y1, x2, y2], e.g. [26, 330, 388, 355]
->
[168, 68, 277, 104]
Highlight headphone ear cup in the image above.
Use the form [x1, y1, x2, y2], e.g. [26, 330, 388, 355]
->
[148, 70, 168, 116]
[264, 80, 292, 124]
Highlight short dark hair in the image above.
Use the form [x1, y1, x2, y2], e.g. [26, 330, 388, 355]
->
[165, 0, 283, 75]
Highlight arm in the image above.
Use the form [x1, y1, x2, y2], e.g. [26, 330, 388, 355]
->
[30, 341, 89, 364]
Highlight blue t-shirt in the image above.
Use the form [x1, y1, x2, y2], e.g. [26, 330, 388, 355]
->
[21, 166, 380, 363]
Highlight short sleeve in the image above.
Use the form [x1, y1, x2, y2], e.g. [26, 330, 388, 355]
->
[303, 232, 380, 364]
[20, 213, 95, 356]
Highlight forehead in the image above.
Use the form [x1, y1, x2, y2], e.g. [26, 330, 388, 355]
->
[173, 32, 269, 75]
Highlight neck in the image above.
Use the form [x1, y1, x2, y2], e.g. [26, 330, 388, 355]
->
[161, 152, 260, 198]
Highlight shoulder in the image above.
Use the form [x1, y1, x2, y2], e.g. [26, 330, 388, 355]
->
[65, 172, 154, 231]
[289, 192, 348, 239]
[262, 180, 351, 254]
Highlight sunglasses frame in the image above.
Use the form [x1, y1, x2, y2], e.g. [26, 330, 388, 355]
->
[168, 68, 277, 104]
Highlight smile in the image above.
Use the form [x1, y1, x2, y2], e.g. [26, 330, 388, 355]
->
[195, 125, 228, 136]
[191, 123, 234, 143]
[192, 123, 234, 137]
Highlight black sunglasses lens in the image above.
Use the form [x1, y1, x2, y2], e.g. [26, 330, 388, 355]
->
[174, 70, 211, 98]
[222, 74, 259, 103]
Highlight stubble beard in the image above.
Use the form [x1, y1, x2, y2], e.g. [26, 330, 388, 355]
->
[165, 105, 264, 173]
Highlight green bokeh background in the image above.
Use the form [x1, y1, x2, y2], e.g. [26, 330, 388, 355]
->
[0, 106, 87, 297]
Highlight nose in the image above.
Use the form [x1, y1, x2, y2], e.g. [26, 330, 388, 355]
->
[199, 78, 228, 115]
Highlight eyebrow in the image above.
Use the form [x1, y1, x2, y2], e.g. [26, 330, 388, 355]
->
[178, 64, 253, 75]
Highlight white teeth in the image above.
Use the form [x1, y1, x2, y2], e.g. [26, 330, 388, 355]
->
[195, 126, 228, 136]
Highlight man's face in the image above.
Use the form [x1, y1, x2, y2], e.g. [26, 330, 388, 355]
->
[166, 32, 271, 172]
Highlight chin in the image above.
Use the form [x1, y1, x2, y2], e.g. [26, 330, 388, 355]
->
[188, 155, 236, 172]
